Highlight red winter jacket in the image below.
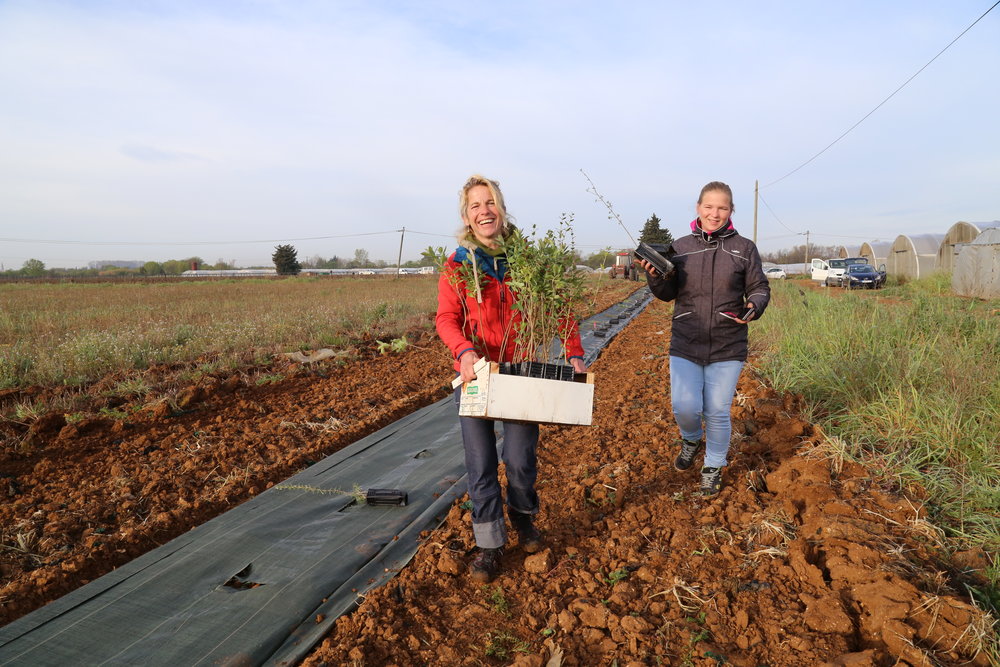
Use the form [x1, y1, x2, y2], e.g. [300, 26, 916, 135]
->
[435, 244, 585, 372]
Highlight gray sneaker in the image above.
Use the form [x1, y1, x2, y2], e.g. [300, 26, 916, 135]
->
[700, 467, 722, 496]
[674, 439, 702, 471]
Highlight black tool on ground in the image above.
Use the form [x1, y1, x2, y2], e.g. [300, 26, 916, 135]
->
[634, 242, 674, 275]
[365, 488, 408, 506]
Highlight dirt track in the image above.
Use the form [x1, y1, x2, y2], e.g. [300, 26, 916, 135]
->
[0, 285, 992, 665]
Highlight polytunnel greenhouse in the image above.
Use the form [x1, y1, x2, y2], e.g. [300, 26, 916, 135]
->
[835, 245, 861, 259]
[887, 233, 945, 280]
[859, 241, 892, 272]
[952, 227, 1000, 298]
[938, 221, 1000, 272]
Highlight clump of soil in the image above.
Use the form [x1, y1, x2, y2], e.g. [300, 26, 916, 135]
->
[1, 285, 993, 665]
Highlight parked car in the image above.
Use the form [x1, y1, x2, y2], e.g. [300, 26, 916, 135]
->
[811, 256, 868, 287]
[845, 263, 883, 289]
[764, 267, 786, 280]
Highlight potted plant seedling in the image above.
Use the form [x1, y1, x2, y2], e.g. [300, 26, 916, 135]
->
[444, 215, 596, 425]
[499, 214, 588, 381]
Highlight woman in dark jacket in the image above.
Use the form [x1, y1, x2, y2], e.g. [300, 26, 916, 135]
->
[638, 181, 770, 496]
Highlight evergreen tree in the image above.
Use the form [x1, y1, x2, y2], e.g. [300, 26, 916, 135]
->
[638, 214, 673, 246]
[272, 244, 302, 275]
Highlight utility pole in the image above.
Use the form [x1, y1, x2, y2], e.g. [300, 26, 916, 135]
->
[753, 180, 758, 244]
[803, 230, 810, 275]
[395, 227, 405, 277]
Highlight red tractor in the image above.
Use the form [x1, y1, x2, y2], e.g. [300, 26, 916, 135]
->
[609, 251, 638, 280]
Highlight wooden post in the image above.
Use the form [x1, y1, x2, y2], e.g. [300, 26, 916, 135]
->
[803, 230, 810, 275]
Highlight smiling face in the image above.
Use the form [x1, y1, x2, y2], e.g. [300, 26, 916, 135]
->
[463, 184, 503, 248]
[696, 189, 733, 233]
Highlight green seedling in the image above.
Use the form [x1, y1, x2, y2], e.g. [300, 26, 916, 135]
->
[482, 630, 530, 660]
[375, 336, 409, 355]
[500, 215, 587, 364]
[482, 585, 511, 617]
[98, 407, 130, 421]
[604, 567, 630, 586]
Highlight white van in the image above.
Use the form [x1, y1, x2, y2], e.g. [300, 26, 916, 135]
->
[811, 257, 868, 287]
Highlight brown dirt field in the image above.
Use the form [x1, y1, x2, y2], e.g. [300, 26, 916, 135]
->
[1, 282, 993, 665]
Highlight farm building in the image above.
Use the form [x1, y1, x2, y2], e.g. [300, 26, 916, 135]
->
[887, 233, 944, 280]
[859, 241, 892, 272]
[938, 221, 1000, 272]
[952, 227, 1000, 298]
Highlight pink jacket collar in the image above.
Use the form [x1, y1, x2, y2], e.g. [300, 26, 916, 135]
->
[690, 217, 735, 238]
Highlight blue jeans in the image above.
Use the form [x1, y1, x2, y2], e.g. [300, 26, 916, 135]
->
[454, 386, 539, 549]
[669, 356, 744, 468]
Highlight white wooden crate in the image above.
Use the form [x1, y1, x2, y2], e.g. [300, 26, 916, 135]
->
[451, 358, 594, 426]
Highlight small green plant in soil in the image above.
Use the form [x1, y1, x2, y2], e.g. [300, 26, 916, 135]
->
[603, 567, 630, 586]
[375, 336, 409, 355]
[254, 373, 285, 386]
[482, 584, 511, 617]
[482, 630, 530, 660]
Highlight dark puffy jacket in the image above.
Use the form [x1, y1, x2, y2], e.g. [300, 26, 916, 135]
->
[646, 220, 770, 365]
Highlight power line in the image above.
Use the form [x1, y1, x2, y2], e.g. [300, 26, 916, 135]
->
[757, 193, 797, 234]
[764, 0, 999, 188]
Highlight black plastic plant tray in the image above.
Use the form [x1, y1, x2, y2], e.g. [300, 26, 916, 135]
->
[498, 361, 578, 382]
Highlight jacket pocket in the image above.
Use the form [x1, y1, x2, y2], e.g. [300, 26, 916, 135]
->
[673, 311, 693, 320]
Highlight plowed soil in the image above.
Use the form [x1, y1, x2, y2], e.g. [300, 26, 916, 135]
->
[1, 283, 992, 666]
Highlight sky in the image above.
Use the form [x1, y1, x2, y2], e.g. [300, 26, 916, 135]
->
[1, 0, 998, 269]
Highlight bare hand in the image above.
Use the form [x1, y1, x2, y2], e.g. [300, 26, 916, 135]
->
[459, 350, 480, 383]
[570, 357, 588, 374]
[637, 259, 657, 277]
[735, 304, 755, 324]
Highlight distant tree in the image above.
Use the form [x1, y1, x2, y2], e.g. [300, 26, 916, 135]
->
[582, 247, 615, 270]
[272, 244, 302, 275]
[349, 248, 370, 269]
[638, 214, 673, 246]
[142, 261, 164, 276]
[21, 258, 46, 277]
[303, 255, 324, 269]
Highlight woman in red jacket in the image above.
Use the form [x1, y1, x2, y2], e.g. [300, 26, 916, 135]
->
[436, 174, 587, 583]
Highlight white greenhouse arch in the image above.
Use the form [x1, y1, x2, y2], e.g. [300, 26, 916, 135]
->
[953, 228, 1000, 298]
[938, 221, 1000, 272]
[888, 234, 944, 280]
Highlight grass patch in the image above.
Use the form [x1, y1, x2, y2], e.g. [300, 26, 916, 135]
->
[753, 277, 1000, 554]
[0, 276, 440, 389]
